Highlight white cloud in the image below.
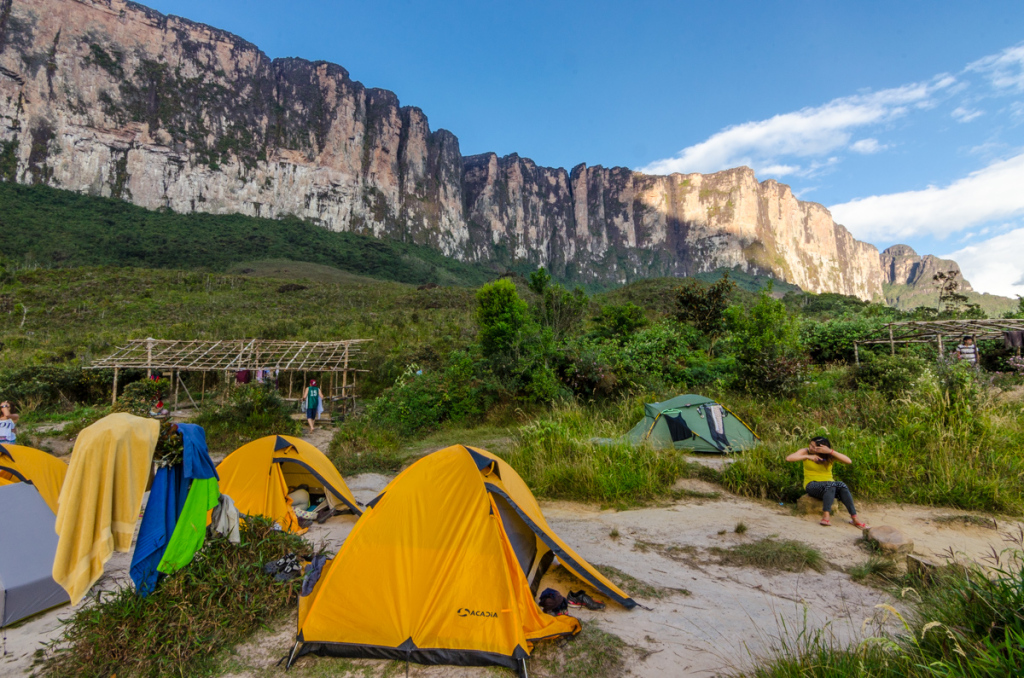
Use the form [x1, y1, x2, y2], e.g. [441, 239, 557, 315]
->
[943, 227, 1024, 298]
[968, 43, 1024, 92]
[850, 138, 886, 154]
[640, 78, 952, 175]
[760, 164, 800, 176]
[828, 152, 1024, 241]
[951, 106, 984, 122]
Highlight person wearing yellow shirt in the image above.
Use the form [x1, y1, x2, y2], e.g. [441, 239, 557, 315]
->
[786, 436, 868, 529]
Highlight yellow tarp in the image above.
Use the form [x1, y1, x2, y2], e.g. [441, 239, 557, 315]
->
[0, 443, 67, 514]
[217, 435, 360, 534]
[52, 413, 158, 604]
[296, 445, 586, 669]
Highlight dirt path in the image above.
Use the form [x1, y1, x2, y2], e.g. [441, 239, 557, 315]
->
[5, 441, 1020, 677]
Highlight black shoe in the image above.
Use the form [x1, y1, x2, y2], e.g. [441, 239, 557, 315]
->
[566, 590, 605, 611]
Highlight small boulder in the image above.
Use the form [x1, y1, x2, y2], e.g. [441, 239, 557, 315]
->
[864, 526, 914, 555]
[796, 494, 847, 515]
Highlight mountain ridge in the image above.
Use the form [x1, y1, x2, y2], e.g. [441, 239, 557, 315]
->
[0, 0, 992, 303]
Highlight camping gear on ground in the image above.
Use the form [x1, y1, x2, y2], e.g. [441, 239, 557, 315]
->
[210, 494, 241, 543]
[566, 590, 605, 611]
[0, 483, 70, 627]
[617, 394, 758, 453]
[0, 443, 68, 514]
[53, 413, 159, 604]
[265, 553, 303, 582]
[288, 444, 635, 673]
[0, 446, 70, 626]
[216, 435, 361, 534]
[538, 588, 568, 615]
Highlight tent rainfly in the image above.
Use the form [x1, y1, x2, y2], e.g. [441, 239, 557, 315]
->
[289, 445, 635, 674]
[619, 394, 759, 453]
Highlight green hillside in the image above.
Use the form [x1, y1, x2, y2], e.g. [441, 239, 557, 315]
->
[0, 182, 497, 287]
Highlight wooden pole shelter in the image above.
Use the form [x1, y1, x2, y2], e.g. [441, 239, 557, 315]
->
[90, 338, 370, 413]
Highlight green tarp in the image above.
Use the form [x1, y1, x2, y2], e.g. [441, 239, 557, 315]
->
[621, 394, 759, 453]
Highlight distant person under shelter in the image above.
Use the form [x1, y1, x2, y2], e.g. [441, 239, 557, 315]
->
[956, 335, 980, 367]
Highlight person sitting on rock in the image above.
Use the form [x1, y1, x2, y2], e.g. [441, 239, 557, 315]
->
[786, 436, 867, 528]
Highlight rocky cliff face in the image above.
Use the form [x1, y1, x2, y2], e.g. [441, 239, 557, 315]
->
[880, 244, 973, 291]
[1, 0, 883, 299]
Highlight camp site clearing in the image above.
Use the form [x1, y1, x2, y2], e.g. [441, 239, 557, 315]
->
[2, 433, 1018, 678]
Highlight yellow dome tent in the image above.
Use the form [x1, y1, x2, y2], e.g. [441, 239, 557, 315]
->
[289, 444, 635, 673]
[0, 444, 67, 514]
[217, 435, 361, 533]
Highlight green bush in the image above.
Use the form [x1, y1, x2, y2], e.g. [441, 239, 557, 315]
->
[112, 378, 169, 417]
[590, 303, 648, 342]
[801, 315, 885, 363]
[192, 384, 300, 451]
[365, 351, 496, 436]
[0, 366, 122, 412]
[726, 288, 807, 395]
[853, 353, 925, 398]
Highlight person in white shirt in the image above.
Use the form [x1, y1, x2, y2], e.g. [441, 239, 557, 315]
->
[0, 401, 19, 444]
[956, 336, 979, 367]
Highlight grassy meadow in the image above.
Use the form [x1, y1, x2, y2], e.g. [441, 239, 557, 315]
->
[3, 186, 1024, 675]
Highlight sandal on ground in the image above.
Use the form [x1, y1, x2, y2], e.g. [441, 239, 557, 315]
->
[850, 519, 868, 529]
[820, 518, 831, 526]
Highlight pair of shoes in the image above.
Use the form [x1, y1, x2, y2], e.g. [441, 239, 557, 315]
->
[566, 590, 605, 611]
[264, 553, 303, 581]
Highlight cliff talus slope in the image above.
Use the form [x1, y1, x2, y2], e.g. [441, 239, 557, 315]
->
[1, 0, 882, 298]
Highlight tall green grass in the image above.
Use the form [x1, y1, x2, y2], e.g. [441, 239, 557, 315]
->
[42, 517, 307, 678]
[717, 364, 1024, 513]
[500, 396, 691, 505]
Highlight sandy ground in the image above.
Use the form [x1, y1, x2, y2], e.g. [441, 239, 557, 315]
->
[4, 438, 1021, 677]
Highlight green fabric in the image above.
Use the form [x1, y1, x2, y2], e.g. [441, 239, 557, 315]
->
[157, 477, 220, 575]
[306, 386, 320, 409]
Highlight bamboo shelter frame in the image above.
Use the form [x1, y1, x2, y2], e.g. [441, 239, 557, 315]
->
[854, 319, 1024, 364]
[91, 338, 370, 413]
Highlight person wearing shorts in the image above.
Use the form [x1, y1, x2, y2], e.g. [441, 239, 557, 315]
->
[301, 380, 321, 433]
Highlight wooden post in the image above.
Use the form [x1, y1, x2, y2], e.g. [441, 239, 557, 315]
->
[288, 372, 293, 399]
[174, 370, 179, 409]
[201, 371, 206, 405]
[888, 325, 895, 356]
[146, 338, 154, 378]
[938, 335, 944, 359]
[341, 347, 349, 414]
[112, 366, 119, 405]
[854, 342, 860, 366]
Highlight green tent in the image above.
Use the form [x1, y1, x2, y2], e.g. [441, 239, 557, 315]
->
[623, 394, 759, 453]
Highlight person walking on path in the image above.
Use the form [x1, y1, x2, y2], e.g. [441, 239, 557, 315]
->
[0, 401, 17, 444]
[786, 436, 867, 528]
[301, 380, 322, 433]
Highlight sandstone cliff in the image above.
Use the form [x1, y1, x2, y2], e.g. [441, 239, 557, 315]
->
[0, 0, 883, 299]
[880, 245, 1015, 315]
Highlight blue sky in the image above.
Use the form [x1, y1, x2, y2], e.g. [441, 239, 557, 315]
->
[145, 0, 1024, 297]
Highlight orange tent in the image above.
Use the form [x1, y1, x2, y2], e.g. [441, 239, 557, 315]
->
[217, 435, 360, 533]
[0, 443, 68, 514]
[290, 444, 634, 673]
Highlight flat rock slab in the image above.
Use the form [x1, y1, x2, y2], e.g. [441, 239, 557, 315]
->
[864, 525, 914, 555]
[797, 493, 847, 515]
